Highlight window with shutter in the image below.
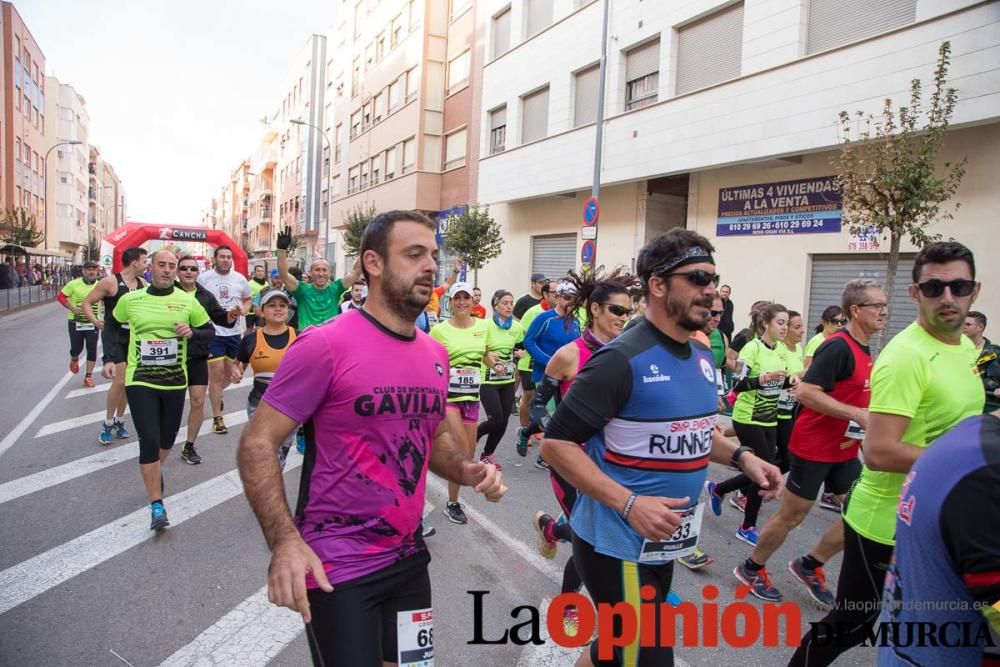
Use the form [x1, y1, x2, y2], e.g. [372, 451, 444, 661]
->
[807, 0, 916, 54]
[521, 87, 550, 144]
[403, 138, 416, 172]
[675, 3, 744, 96]
[492, 7, 511, 59]
[448, 51, 471, 93]
[625, 39, 659, 110]
[490, 106, 507, 154]
[526, 0, 554, 38]
[445, 129, 467, 170]
[574, 65, 600, 127]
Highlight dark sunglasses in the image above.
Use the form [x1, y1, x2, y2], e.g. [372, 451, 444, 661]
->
[916, 279, 976, 298]
[663, 270, 720, 287]
[178, 266, 199, 272]
[603, 304, 632, 317]
[710, 309, 724, 317]
[831, 318, 848, 325]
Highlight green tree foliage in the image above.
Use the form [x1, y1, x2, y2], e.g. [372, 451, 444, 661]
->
[442, 206, 504, 285]
[342, 203, 378, 258]
[1, 207, 44, 248]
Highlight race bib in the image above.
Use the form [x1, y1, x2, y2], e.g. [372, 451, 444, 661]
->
[844, 420, 865, 440]
[778, 389, 796, 411]
[397, 608, 433, 666]
[74, 321, 95, 331]
[639, 503, 705, 563]
[715, 369, 726, 396]
[488, 360, 515, 382]
[140, 339, 178, 366]
[449, 367, 480, 394]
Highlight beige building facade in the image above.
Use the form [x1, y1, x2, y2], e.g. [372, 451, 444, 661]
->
[43, 76, 90, 261]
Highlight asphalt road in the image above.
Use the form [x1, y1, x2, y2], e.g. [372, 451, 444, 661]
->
[0, 302, 875, 666]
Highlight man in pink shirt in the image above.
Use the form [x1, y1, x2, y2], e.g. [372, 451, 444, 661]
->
[238, 210, 505, 666]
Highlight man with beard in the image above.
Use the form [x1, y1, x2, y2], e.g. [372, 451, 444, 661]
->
[791, 241, 984, 666]
[275, 226, 360, 330]
[541, 229, 784, 667]
[58, 260, 102, 388]
[238, 210, 505, 666]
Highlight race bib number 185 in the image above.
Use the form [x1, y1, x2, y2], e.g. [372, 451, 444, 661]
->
[397, 608, 433, 666]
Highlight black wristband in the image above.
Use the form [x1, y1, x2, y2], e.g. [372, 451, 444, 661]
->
[730, 446, 753, 469]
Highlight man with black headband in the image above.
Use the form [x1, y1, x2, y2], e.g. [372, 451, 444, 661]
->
[541, 229, 783, 667]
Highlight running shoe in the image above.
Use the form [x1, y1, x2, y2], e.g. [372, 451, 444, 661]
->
[735, 524, 759, 547]
[82, 376, 95, 388]
[180, 443, 202, 465]
[480, 452, 503, 471]
[678, 546, 713, 570]
[534, 455, 551, 471]
[666, 590, 684, 606]
[555, 512, 570, 543]
[515, 427, 529, 458]
[534, 512, 558, 559]
[150, 502, 169, 531]
[444, 502, 467, 525]
[818, 492, 843, 513]
[212, 416, 228, 434]
[114, 420, 129, 439]
[788, 557, 835, 608]
[730, 491, 747, 513]
[99, 422, 114, 446]
[562, 608, 580, 638]
[422, 524, 437, 538]
[69, 359, 79, 374]
[733, 562, 782, 602]
[704, 480, 723, 517]
[296, 430, 306, 455]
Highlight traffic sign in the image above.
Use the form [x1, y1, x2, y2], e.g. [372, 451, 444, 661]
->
[580, 240, 596, 265]
[583, 198, 599, 226]
[581, 226, 597, 240]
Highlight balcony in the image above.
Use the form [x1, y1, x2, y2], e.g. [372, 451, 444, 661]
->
[87, 188, 97, 203]
[88, 162, 96, 175]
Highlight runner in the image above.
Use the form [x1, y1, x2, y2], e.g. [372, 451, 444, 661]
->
[175, 255, 240, 464]
[237, 210, 504, 666]
[246, 264, 268, 330]
[197, 245, 252, 435]
[112, 250, 213, 530]
[541, 229, 783, 667]
[471, 287, 487, 319]
[705, 293, 733, 409]
[775, 309, 806, 472]
[82, 247, 147, 444]
[428, 258, 462, 321]
[708, 303, 791, 546]
[232, 288, 297, 468]
[275, 225, 361, 329]
[803, 305, 846, 370]
[430, 282, 490, 523]
[513, 271, 547, 320]
[729, 280, 884, 605]
[58, 260, 101, 388]
[515, 280, 555, 446]
[339, 279, 365, 313]
[791, 241, 984, 666]
[623, 292, 646, 332]
[964, 311, 1000, 412]
[476, 289, 524, 469]
[718, 283, 735, 339]
[877, 410, 1000, 666]
[729, 300, 771, 354]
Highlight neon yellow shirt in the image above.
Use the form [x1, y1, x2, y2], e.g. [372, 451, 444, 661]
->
[430, 317, 489, 402]
[482, 317, 524, 386]
[61, 278, 100, 322]
[732, 338, 788, 427]
[804, 331, 827, 358]
[776, 342, 804, 419]
[844, 321, 984, 546]
[518, 304, 546, 372]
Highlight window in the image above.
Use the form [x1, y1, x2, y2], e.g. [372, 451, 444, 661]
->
[489, 106, 507, 154]
[521, 86, 549, 144]
[385, 146, 397, 179]
[349, 166, 359, 193]
[444, 128, 467, 170]
[807, 0, 915, 54]
[389, 77, 403, 109]
[371, 155, 381, 185]
[354, 1, 363, 39]
[451, 0, 471, 18]
[360, 160, 369, 189]
[365, 42, 375, 69]
[333, 175, 342, 197]
[352, 58, 361, 97]
[675, 3, 743, 95]
[406, 67, 419, 102]
[408, 0, 419, 28]
[625, 39, 659, 110]
[60, 174, 69, 184]
[351, 111, 361, 138]
[391, 14, 404, 46]
[402, 138, 416, 172]
[574, 64, 600, 126]
[15, 138, 21, 162]
[335, 124, 343, 162]
[376, 32, 386, 61]
[525, 0, 553, 38]
[447, 51, 470, 93]
[492, 7, 511, 59]
[374, 91, 387, 122]
[362, 101, 372, 128]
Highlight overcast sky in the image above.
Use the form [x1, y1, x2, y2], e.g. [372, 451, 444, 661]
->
[19, 0, 332, 225]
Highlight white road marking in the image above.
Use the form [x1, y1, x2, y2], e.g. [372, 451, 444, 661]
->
[0, 410, 250, 505]
[65, 383, 112, 399]
[0, 371, 75, 460]
[0, 451, 302, 616]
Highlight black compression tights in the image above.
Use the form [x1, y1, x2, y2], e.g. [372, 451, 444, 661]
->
[713, 421, 778, 528]
[477, 382, 516, 455]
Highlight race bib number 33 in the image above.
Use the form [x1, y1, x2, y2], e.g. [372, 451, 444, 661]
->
[639, 503, 705, 563]
[140, 339, 178, 366]
[397, 608, 433, 666]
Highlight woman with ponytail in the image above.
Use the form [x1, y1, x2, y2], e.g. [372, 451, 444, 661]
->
[476, 290, 525, 469]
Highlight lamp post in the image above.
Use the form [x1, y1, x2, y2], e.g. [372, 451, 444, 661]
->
[290, 118, 333, 264]
[43, 140, 84, 253]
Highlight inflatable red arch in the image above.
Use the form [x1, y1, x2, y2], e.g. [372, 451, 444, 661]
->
[100, 222, 248, 276]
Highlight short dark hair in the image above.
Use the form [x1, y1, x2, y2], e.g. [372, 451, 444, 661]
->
[816, 305, 845, 333]
[635, 228, 715, 296]
[491, 289, 512, 308]
[121, 247, 147, 266]
[912, 241, 975, 283]
[359, 210, 436, 282]
[968, 311, 987, 328]
[214, 244, 233, 259]
[541, 281, 556, 295]
[177, 254, 199, 268]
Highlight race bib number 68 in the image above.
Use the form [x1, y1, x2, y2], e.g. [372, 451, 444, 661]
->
[397, 608, 433, 666]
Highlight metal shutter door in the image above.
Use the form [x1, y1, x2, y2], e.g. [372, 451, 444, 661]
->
[526, 0, 553, 37]
[493, 8, 511, 58]
[521, 87, 549, 144]
[676, 2, 744, 95]
[807, 0, 916, 54]
[574, 65, 600, 127]
[808, 254, 918, 343]
[626, 39, 660, 81]
[531, 234, 577, 280]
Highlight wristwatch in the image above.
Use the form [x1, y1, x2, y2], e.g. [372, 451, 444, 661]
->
[730, 446, 753, 469]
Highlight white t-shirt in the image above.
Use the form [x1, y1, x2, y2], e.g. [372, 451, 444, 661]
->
[197, 268, 252, 337]
[340, 300, 363, 314]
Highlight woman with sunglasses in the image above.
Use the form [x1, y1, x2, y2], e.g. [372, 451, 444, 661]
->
[804, 306, 846, 371]
[530, 266, 635, 636]
[476, 289, 525, 469]
[707, 303, 793, 547]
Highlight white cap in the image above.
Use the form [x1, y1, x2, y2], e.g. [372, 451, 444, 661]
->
[448, 281, 473, 299]
[259, 289, 291, 306]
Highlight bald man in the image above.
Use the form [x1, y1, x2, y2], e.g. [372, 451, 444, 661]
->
[276, 226, 361, 329]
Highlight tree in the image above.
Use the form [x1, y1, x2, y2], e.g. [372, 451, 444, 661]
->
[442, 206, 504, 286]
[832, 41, 966, 347]
[341, 203, 378, 258]
[1, 207, 44, 248]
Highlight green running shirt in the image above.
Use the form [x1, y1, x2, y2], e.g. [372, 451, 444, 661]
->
[482, 317, 525, 385]
[61, 278, 100, 323]
[518, 304, 546, 372]
[844, 321, 984, 546]
[113, 286, 211, 390]
[430, 317, 489, 402]
[732, 337, 788, 426]
[292, 279, 346, 329]
[804, 331, 828, 358]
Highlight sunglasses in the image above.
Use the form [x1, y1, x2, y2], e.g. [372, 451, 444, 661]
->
[661, 270, 720, 287]
[603, 304, 632, 317]
[178, 266, 199, 272]
[831, 318, 847, 325]
[915, 279, 976, 298]
[710, 310, 724, 317]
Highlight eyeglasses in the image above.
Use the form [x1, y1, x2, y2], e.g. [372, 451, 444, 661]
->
[915, 279, 976, 298]
[856, 302, 888, 311]
[603, 304, 632, 317]
[662, 270, 720, 287]
[710, 310, 724, 317]
[178, 266, 199, 272]
[831, 318, 848, 325]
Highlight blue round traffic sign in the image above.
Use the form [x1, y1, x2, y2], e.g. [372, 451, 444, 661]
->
[583, 198, 599, 225]
[580, 240, 595, 265]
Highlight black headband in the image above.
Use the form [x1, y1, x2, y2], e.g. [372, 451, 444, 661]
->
[642, 247, 715, 282]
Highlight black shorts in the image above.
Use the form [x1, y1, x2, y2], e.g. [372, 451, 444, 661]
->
[68, 320, 99, 361]
[187, 357, 209, 387]
[102, 326, 129, 365]
[306, 551, 432, 666]
[786, 451, 862, 501]
[519, 371, 535, 391]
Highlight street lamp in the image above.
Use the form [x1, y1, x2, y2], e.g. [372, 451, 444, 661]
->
[290, 118, 333, 264]
[43, 140, 84, 252]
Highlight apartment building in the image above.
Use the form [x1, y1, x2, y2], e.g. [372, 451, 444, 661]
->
[476, 0, 1000, 331]
[326, 0, 483, 278]
[218, 159, 251, 248]
[43, 76, 91, 261]
[245, 127, 278, 256]
[97, 158, 124, 240]
[1, 1, 47, 235]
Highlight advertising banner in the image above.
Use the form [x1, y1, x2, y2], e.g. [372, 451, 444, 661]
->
[717, 176, 842, 236]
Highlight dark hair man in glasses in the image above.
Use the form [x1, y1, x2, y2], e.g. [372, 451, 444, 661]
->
[792, 241, 985, 666]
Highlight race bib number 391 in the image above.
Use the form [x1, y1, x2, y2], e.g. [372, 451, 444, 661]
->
[140, 339, 178, 366]
[397, 608, 433, 666]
